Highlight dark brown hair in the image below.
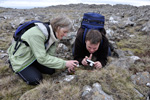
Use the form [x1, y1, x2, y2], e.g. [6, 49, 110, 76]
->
[85, 29, 102, 44]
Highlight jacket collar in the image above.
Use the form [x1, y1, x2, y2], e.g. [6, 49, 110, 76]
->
[35, 23, 58, 51]
[46, 25, 58, 51]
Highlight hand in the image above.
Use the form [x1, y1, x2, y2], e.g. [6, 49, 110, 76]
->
[94, 61, 102, 69]
[66, 60, 79, 73]
[81, 54, 92, 66]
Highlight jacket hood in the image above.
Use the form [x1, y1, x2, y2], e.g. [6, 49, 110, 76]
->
[35, 23, 58, 51]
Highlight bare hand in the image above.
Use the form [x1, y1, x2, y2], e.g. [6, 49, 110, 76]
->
[66, 60, 79, 73]
[94, 61, 102, 69]
[81, 54, 93, 66]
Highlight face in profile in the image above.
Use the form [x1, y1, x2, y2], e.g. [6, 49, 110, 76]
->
[56, 27, 69, 40]
[85, 40, 100, 54]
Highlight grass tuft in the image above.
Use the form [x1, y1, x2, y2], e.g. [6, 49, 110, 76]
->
[116, 35, 150, 57]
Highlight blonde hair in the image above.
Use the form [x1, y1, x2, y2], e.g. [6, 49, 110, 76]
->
[51, 15, 73, 32]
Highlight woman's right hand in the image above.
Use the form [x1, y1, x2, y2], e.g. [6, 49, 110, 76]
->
[66, 60, 79, 73]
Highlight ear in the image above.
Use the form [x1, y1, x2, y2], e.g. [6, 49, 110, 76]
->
[85, 40, 87, 44]
[56, 27, 60, 33]
[57, 26, 61, 30]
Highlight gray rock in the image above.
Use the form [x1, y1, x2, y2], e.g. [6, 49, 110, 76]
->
[142, 20, 150, 33]
[131, 71, 150, 85]
[133, 88, 144, 98]
[0, 53, 8, 59]
[82, 85, 93, 100]
[114, 49, 125, 58]
[81, 83, 114, 100]
[92, 83, 114, 100]
[109, 56, 140, 69]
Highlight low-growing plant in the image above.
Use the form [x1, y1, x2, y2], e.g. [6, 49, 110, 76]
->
[116, 35, 150, 57]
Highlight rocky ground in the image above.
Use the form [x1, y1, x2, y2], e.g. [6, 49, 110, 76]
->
[0, 4, 150, 100]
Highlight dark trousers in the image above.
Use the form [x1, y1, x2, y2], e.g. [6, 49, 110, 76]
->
[11, 60, 55, 85]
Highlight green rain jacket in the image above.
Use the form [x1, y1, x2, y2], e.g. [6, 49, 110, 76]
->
[7, 23, 66, 73]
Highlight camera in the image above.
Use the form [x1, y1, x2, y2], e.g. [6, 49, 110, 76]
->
[86, 59, 95, 67]
[74, 62, 79, 67]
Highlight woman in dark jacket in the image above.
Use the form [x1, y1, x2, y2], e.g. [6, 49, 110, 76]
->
[73, 28, 109, 69]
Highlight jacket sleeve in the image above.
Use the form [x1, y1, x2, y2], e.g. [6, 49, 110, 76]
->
[73, 36, 84, 65]
[73, 28, 84, 64]
[25, 31, 66, 69]
[96, 36, 109, 67]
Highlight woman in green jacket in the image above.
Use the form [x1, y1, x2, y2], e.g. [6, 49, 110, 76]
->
[7, 15, 78, 85]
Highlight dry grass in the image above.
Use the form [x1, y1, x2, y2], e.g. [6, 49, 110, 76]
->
[0, 63, 35, 100]
[74, 66, 142, 100]
[14, 33, 150, 100]
[0, 34, 149, 100]
[20, 78, 81, 100]
[0, 6, 150, 100]
[0, 32, 13, 51]
[11, 66, 144, 100]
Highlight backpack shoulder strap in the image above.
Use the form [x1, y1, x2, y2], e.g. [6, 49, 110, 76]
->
[43, 22, 50, 44]
[83, 28, 88, 44]
[14, 20, 41, 41]
[13, 21, 51, 55]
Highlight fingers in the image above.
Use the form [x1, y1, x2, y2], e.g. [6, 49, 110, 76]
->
[73, 60, 79, 67]
[95, 65, 101, 69]
[66, 60, 79, 73]
[82, 57, 88, 66]
[94, 62, 102, 69]
[70, 60, 78, 64]
[89, 54, 92, 60]
[68, 68, 71, 73]
[72, 60, 78, 63]
[85, 56, 88, 59]
[86, 54, 92, 60]
[67, 65, 75, 73]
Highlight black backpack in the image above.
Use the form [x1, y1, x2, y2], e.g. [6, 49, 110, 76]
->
[13, 20, 50, 55]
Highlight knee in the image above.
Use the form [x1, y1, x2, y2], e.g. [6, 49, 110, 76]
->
[26, 76, 43, 85]
[18, 73, 43, 85]
[49, 69, 55, 75]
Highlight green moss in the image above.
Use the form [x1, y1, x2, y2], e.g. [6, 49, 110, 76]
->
[122, 48, 143, 54]
[116, 35, 150, 57]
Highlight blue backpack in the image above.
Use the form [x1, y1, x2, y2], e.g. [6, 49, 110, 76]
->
[13, 20, 50, 55]
[81, 12, 111, 56]
[81, 12, 105, 43]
